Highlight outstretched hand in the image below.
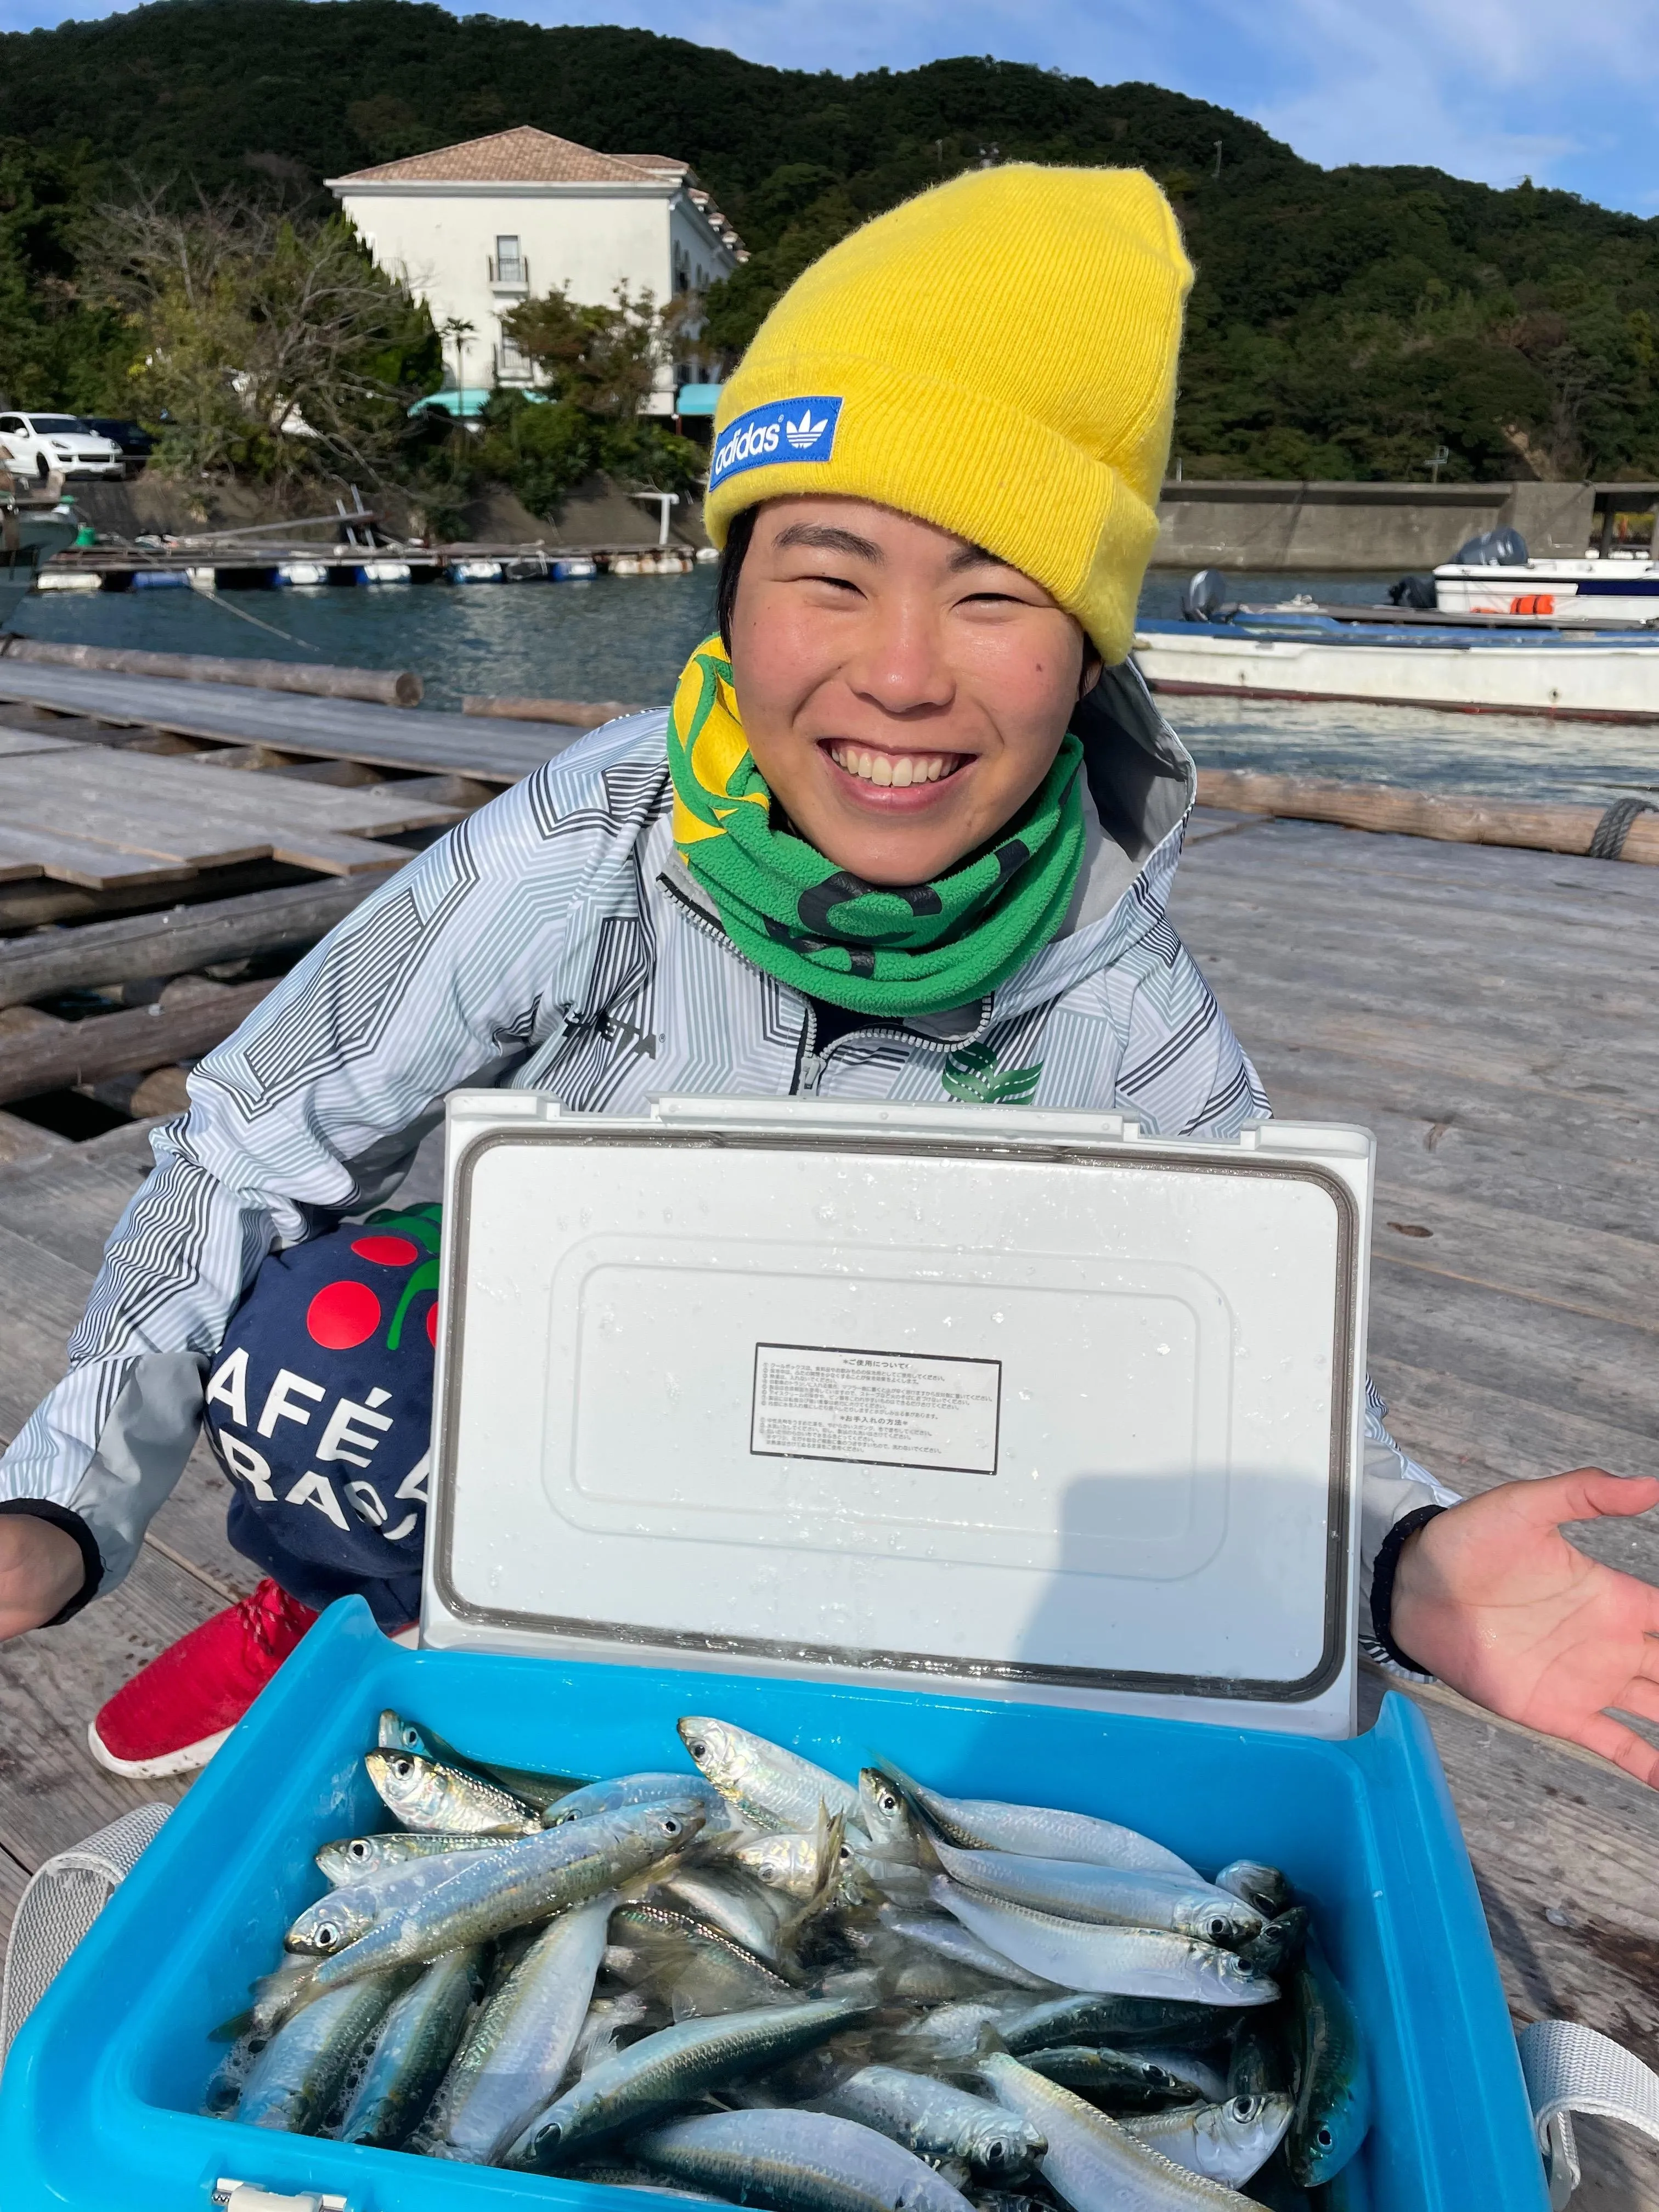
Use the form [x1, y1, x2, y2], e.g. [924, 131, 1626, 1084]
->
[1391, 1469, 1659, 1787]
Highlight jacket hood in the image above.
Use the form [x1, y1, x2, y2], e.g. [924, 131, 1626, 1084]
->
[984, 655, 1195, 1019]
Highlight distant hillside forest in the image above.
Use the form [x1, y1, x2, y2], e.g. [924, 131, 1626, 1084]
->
[6, 0, 1659, 484]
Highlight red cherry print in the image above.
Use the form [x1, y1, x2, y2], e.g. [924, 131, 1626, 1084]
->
[307, 1279, 381, 1350]
[426, 1303, 439, 1348]
[351, 1235, 419, 1267]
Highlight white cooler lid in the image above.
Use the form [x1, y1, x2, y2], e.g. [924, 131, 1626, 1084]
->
[424, 1094, 1373, 1737]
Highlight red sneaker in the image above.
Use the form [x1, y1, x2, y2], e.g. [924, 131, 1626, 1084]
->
[87, 1577, 318, 1779]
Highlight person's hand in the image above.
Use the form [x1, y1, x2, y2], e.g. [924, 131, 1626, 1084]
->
[1390, 1469, 1659, 1786]
[0, 1516, 86, 1642]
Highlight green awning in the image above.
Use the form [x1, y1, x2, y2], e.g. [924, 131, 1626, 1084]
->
[410, 388, 496, 420]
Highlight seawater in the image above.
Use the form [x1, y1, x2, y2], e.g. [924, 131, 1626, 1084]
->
[12, 567, 1659, 809]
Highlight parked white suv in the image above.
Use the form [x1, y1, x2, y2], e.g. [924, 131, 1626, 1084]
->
[0, 412, 125, 481]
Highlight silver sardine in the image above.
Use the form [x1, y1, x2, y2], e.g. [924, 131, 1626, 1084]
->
[1024, 2046, 1226, 2111]
[930, 1839, 1261, 1947]
[932, 1879, 1276, 2007]
[365, 1750, 541, 1835]
[873, 1762, 1196, 1878]
[678, 1717, 864, 1837]
[504, 1997, 867, 2170]
[338, 1946, 482, 2146]
[980, 2052, 1259, 2210]
[1122, 2096, 1293, 2186]
[661, 1865, 791, 1965]
[235, 1968, 409, 2132]
[815, 2064, 1047, 2177]
[544, 1770, 741, 1832]
[295, 1801, 704, 2005]
[287, 1849, 500, 1954]
[431, 1891, 613, 2163]
[1212, 1862, 1290, 1920]
[375, 1709, 582, 1813]
[610, 1901, 798, 2015]
[1002, 1993, 1229, 2054]
[629, 2108, 978, 2212]
[877, 1907, 1058, 1994]
[316, 1831, 518, 1886]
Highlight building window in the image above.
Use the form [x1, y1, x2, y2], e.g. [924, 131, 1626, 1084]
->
[496, 329, 533, 383]
[492, 235, 527, 286]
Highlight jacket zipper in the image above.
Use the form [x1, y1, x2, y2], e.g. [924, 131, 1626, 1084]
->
[656, 870, 970, 1097]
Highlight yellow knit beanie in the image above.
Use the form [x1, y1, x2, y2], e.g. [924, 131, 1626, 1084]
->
[703, 164, 1191, 665]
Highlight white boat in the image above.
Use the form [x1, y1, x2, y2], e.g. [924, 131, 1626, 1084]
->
[1434, 554, 1659, 625]
[32, 567, 102, 593]
[1133, 614, 1659, 723]
[4, 499, 82, 615]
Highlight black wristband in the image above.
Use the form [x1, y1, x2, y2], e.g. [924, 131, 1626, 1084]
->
[0, 1499, 103, 1625]
[1369, 1502, 1445, 1674]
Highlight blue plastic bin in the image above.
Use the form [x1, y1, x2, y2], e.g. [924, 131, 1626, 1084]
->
[0, 1598, 1544, 2210]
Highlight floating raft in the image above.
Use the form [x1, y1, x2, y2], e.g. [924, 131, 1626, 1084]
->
[34, 542, 717, 594]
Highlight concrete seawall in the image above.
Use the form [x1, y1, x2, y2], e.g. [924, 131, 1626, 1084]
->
[1150, 479, 1610, 571]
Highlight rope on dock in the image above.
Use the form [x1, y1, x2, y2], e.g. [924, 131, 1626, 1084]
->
[1588, 797, 1659, 861]
[1194, 768, 1659, 866]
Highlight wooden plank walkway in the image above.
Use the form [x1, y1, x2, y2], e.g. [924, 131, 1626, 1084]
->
[0, 810, 1655, 2198]
[0, 663, 592, 782]
[0, 738, 465, 888]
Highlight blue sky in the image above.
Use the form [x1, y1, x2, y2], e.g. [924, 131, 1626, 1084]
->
[5, 0, 1658, 217]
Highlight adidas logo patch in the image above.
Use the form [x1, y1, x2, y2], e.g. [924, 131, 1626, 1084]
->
[710, 396, 843, 487]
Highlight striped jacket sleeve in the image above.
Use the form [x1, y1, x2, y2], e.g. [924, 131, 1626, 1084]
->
[0, 764, 603, 1603]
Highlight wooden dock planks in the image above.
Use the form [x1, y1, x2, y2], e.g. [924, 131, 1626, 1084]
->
[0, 662, 594, 783]
[0, 744, 464, 887]
[0, 815, 1653, 2195]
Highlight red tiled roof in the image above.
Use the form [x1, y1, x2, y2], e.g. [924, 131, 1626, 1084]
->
[331, 126, 680, 187]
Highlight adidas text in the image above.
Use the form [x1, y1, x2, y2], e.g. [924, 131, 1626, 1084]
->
[710, 396, 843, 487]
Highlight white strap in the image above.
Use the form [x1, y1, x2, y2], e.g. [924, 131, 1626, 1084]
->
[1519, 2019, 1659, 2208]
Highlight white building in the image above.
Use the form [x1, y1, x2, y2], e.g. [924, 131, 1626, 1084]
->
[328, 125, 744, 413]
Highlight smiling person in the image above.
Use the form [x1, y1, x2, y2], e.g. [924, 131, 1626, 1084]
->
[2, 167, 1658, 1784]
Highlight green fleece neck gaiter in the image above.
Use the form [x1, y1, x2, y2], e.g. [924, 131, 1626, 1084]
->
[667, 633, 1085, 1017]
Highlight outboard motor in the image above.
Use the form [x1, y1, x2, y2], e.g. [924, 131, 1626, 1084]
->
[1181, 567, 1232, 622]
[1388, 574, 1437, 609]
[1452, 526, 1528, 568]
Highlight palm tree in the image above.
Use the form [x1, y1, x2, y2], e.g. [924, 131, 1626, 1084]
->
[439, 314, 476, 431]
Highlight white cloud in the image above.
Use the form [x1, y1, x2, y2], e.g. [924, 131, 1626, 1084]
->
[1161, 0, 1659, 198]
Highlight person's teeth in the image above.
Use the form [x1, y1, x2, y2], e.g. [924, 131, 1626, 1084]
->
[828, 746, 961, 784]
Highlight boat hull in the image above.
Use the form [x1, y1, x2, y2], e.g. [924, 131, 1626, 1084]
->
[1133, 627, 1659, 723]
[1434, 560, 1659, 625]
